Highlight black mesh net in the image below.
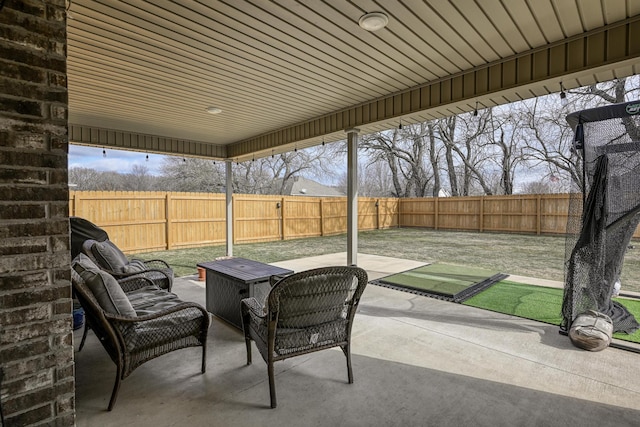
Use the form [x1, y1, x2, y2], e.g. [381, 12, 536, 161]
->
[562, 101, 640, 334]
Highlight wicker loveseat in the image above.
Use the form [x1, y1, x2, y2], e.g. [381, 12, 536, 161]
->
[241, 266, 368, 408]
[71, 254, 209, 410]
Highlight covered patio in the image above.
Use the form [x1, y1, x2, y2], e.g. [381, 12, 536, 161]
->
[4, 1, 640, 425]
[74, 253, 640, 427]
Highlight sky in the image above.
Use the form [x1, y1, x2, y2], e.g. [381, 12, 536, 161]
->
[69, 145, 169, 176]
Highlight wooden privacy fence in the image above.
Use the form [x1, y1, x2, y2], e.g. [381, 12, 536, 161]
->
[69, 191, 399, 253]
[69, 191, 640, 254]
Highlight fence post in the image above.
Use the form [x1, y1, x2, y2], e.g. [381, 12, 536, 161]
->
[320, 198, 325, 236]
[280, 197, 286, 240]
[479, 197, 484, 232]
[434, 197, 439, 230]
[231, 194, 236, 245]
[165, 193, 172, 250]
[70, 191, 76, 216]
[536, 195, 542, 235]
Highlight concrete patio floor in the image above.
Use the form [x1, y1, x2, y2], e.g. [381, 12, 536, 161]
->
[74, 253, 640, 427]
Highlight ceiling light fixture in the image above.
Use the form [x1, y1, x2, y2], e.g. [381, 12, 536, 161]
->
[205, 106, 222, 114]
[358, 12, 389, 31]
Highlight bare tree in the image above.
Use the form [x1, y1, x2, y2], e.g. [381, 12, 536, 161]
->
[359, 124, 433, 197]
[68, 167, 103, 190]
[336, 159, 396, 197]
[483, 107, 529, 195]
[159, 157, 225, 192]
[121, 164, 155, 191]
[520, 95, 585, 190]
[437, 112, 494, 195]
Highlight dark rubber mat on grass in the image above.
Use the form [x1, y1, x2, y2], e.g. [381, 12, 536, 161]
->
[371, 264, 508, 303]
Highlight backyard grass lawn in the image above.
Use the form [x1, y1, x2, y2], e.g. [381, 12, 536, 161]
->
[135, 228, 640, 293]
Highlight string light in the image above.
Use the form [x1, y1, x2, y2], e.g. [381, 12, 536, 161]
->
[398, 119, 403, 130]
[473, 101, 479, 117]
[102, 148, 106, 158]
[145, 154, 149, 162]
[560, 82, 568, 106]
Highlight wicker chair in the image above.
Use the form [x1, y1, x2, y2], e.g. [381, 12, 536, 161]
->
[81, 238, 174, 291]
[70, 217, 174, 291]
[241, 266, 368, 408]
[71, 254, 209, 411]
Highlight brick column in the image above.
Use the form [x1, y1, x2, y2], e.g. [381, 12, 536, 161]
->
[0, 1, 74, 426]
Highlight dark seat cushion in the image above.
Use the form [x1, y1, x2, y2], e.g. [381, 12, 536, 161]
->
[126, 285, 181, 316]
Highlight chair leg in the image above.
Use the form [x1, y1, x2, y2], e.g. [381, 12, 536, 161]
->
[342, 343, 353, 383]
[245, 337, 252, 365]
[107, 364, 123, 411]
[201, 343, 207, 374]
[79, 323, 90, 351]
[268, 361, 277, 408]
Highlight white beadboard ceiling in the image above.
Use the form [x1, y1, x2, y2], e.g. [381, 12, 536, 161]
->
[66, 0, 640, 160]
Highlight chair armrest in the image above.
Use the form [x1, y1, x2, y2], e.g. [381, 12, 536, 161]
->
[116, 269, 173, 292]
[117, 275, 158, 293]
[137, 259, 171, 269]
[241, 297, 265, 318]
[105, 301, 208, 323]
[106, 302, 209, 351]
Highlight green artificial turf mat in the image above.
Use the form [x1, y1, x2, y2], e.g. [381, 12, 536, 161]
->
[463, 281, 564, 324]
[372, 264, 506, 302]
[462, 280, 640, 344]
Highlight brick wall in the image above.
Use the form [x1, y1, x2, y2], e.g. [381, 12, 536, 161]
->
[0, 1, 74, 426]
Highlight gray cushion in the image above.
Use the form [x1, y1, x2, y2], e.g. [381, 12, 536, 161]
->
[122, 259, 146, 274]
[91, 240, 131, 273]
[73, 254, 137, 317]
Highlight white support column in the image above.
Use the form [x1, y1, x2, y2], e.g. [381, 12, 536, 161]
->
[346, 128, 360, 266]
[225, 161, 233, 257]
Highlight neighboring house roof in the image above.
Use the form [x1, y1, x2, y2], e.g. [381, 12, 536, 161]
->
[282, 177, 344, 197]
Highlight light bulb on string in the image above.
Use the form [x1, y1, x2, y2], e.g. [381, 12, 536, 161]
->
[559, 82, 568, 106]
[102, 148, 106, 158]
